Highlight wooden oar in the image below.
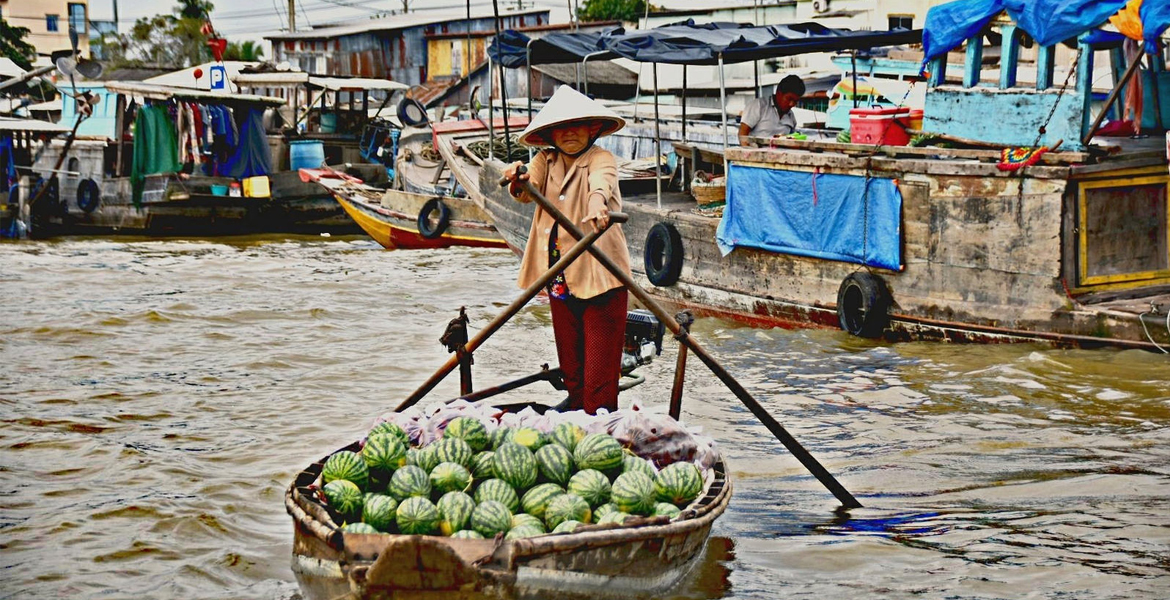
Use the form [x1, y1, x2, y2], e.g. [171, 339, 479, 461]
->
[500, 168, 863, 509]
[394, 211, 628, 412]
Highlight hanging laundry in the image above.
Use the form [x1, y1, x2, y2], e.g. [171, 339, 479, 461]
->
[131, 104, 181, 207]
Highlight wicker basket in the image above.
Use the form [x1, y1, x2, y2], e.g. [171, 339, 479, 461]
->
[690, 176, 726, 204]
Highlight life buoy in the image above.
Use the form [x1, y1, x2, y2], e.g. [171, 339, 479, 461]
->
[644, 222, 684, 287]
[398, 98, 429, 127]
[417, 198, 451, 239]
[836, 272, 891, 338]
[77, 178, 101, 213]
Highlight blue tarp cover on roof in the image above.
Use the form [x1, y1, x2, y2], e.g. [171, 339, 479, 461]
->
[921, 0, 1169, 64]
[488, 21, 920, 67]
[716, 164, 903, 271]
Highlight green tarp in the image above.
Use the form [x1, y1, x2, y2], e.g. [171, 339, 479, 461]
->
[131, 105, 180, 207]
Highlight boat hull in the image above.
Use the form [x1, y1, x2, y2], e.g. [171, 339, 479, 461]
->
[286, 443, 730, 600]
[325, 182, 507, 250]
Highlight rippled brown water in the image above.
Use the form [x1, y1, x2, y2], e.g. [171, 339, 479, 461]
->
[2, 237, 1168, 600]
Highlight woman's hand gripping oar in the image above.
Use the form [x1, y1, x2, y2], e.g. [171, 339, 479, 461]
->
[505, 169, 863, 509]
[393, 166, 627, 413]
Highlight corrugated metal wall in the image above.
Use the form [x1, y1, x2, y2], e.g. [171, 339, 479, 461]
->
[271, 13, 545, 86]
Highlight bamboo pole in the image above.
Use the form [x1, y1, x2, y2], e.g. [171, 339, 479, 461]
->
[1082, 51, 1144, 146]
[500, 172, 863, 509]
[395, 211, 628, 412]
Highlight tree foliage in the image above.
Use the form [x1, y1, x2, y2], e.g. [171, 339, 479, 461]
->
[100, 1, 217, 68]
[223, 41, 264, 62]
[1, 19, 36, 70]
[578, 0, 648, 22]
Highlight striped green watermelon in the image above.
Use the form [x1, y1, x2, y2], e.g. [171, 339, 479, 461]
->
[594, 503, 619, 519]
[534, 443, 574, 486]
[361, 494, 398, 532]
[452, 529, 484, 539]
[415, 444, 440, 473]
[598, 510, 632, 525]
[396, 496, 440, 535]
[362, 434, 408, 473]
[388, 465, 431, 500]
[444, 417, 490, 452]
[429, 461, 472, 494]
[505, 525, 545, 539]
[611, 472, 656, 516]
[369, 421, 410, 448]
[437, 491, 476, 536]
[432, 436, 474, 469]
[490, 427, 513, 449]
[623, 455, 657, 479]
[552, 520, 582, 534]
[474, 478, 519, 513]
[405, 447, 419, 467]
[573, 433, 623, 472]
[654, 462, 703, 506]
[510, 427, 546, 451]
[567, 469, 611, 508]
[471, 451, 495, 479]
[544, 493, 591, 530]
[653, 502, 682, 519]
[493, 442, 538, 491]
[511, 513, 546, 532]
[322, 450, 370, 492]
[550, 422, 586, 452]
[471, 500, 512, 537]
[520, 483, 564, 520]
[342, 522, 379, 534]
[323, 479, 364, 518]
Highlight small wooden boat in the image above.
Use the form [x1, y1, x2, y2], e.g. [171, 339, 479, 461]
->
[308, 173, 508, 250]
[286, 440, 730, 600]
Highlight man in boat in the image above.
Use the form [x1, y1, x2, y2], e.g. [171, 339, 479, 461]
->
[502, 85, 632, 415]
[737, 74, 805, 146]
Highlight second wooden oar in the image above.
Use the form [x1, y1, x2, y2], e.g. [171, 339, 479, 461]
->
[501, 170, 862, 509]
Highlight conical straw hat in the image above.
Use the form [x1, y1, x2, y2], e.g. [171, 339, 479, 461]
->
[517, 85, 626, 148]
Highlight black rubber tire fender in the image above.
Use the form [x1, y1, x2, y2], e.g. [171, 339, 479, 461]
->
[417, 197, 451, 239]
[644, 222, 684, 287]
[398, 98, 429, 127]
[836, 271, 891, 338]
[77, 178, 101, 213]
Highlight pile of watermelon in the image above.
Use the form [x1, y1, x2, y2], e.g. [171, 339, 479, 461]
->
[316, 415, 706, 538]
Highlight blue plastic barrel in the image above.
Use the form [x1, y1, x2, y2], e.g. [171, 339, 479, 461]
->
[289, 140, 326, 171]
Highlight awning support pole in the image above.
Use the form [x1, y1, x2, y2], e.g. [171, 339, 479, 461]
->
[654, 62, 662, 209]
[719, 53, 728, 171]
[488, 55, 495, 143]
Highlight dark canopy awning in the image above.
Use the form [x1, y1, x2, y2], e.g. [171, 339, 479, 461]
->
[488, 28, 622, 68]
[488, 21, 921, 68]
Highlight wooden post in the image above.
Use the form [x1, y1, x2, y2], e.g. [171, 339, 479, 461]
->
[963, 35, 983, 88]
[113, 94, 125, 177]
[927, 56, 946, 87]
[1077, 40, 1098, 145]
[668, 311, 694, 421]
[999, 25, 1019, 89]
[1036, 45, 1055, 90]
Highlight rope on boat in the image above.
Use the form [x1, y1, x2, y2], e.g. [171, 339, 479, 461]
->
[1139, 303, 1170, 353]
[467, 134, 529, 162]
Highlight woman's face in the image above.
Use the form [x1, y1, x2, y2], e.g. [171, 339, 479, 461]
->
[550, 122, 596, 154]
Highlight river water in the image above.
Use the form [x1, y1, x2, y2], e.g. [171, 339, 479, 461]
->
[2, 236, 1168, 600]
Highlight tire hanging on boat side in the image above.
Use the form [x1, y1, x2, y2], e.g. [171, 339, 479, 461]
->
[836, 272, 891, 338]
[417, 198, 451, 239]
[644, 222, 684, 287]
[77, 178, 101, 213]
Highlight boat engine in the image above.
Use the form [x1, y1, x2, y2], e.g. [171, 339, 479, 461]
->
[621, 309, 665, 375]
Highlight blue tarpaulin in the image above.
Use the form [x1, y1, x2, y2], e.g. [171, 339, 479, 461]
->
[716, 165, 902, 271]
[921, 0, 1145, 65]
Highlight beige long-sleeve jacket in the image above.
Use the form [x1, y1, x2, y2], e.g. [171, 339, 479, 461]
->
[515, 145, 631, 299]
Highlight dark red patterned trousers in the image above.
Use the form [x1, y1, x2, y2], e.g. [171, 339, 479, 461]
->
[550, 288, 628, 414]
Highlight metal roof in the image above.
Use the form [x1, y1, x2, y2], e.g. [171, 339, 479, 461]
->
[232, 72, 409, 91]
[102, 81, 285, 105]
[265, 7, 546, 40]
[0, 116, 70, 132]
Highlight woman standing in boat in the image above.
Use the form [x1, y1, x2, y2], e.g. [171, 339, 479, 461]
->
[502, 85, 631, 415]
